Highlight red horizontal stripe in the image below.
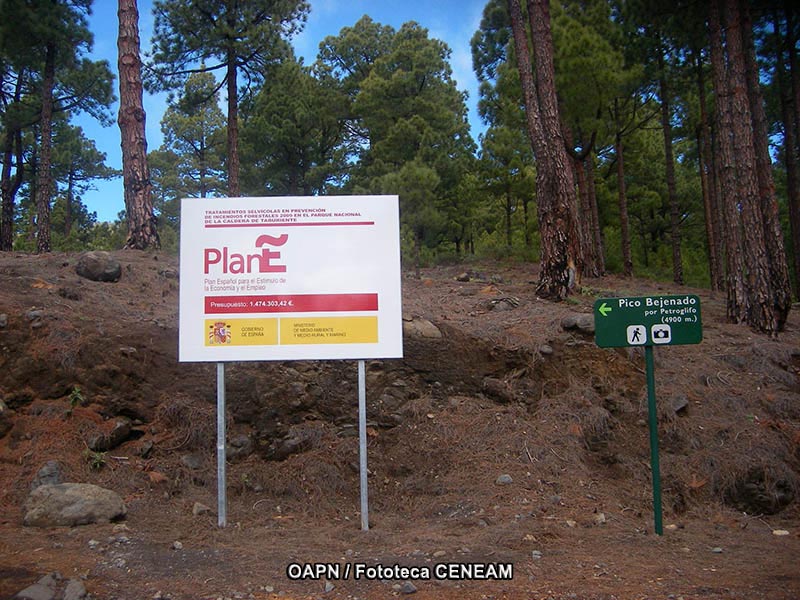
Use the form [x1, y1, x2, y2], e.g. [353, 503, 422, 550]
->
[205, 293, 379, 314]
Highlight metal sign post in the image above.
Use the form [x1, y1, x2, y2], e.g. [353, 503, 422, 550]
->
[593, 295, 702, 535]
[644, 345, 662, 535]
[358, 360, 369, 531]
[216, 362, 227, 528]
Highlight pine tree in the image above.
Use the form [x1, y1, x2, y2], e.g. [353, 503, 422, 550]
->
[118, 0, 159, 249]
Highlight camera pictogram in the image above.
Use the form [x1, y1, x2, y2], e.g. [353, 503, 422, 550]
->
[650, 324, 672, 344]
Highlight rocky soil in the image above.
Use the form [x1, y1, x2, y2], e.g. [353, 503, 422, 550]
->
[1, 250, 799, 600]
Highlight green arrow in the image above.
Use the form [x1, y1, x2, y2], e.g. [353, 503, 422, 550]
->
[598, 302, 612, 317]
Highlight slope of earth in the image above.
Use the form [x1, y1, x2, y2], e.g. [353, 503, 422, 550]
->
[0, 250, 798, 600]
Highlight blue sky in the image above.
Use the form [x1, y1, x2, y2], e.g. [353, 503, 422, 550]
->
[75, 0, 488, 222]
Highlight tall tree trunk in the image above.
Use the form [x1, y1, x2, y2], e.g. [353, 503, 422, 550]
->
[507, 0, 581, 298]
[695, 48, 723, 292]
[226, 45, 240, 197]
[505, 187, 513, 249]
[615, 117, 633, 277]
[564, 121, 599, 277]
[522, 195, 531, 248]
[658, 49, 683, 285]
[1, 131, 16, 251]
[527, 0, 582, 292]
[724, 0, 777, 333]
[1, 71, 25, 251]
[35, 42, 56, 254]
[709, 0, 747, 323]
[574, 156, 595, 274]
[65, 172, 74, 237]
[789, 4, 800, 156]
[741, 0, 791, 329]
[776, 9, 800, 299]
[118, 0, 159, 249]
[586, 155, 605, 274]
[1, 129, 23, 252]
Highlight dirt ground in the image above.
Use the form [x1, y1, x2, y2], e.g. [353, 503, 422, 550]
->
[1, 250, 799, 600]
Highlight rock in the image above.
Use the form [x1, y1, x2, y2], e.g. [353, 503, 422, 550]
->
[772, 529, 790, 536]
[75, 251, 122, 283]
[25, 309, 44, 322]
[402, 317, 442, 339]
[487, 296, 520, 311]
[400, 581, 417, 594]
[226, 433, 253, 460]
[496, 474, 513, 485]
[560, 314, 579, 330]
[531, 550, 542, 560]
[482, 377, 515, 403]
[192, 502, 212, 516]
[138, 439, 154, 458]
[57, 287, 82, 301]
[433, 550, 446, 558]
[711, 547, 723, 553]
[23, 483, 126, 527]
[593, 512, 606, 525]
[456, 272, 471, 282]
[539, 344, 554, 356]
[561, 313, 595, 335]
[63, 579, 87, 600]
[180, 454, 203, 470]
[30, 461, 65, 490]
[14, 573, 60, 600]
[87, 418, 132, 452]
[0, 399, 11, 438]
[323, 581, 335, 593]
[159, 268, 179, 279]
[576, 314, 595, 334]
[0, 313, 7, 328]
[172, 541, 183, 550]
[270, 424, 322, 460]
[670, 394, 689, 414]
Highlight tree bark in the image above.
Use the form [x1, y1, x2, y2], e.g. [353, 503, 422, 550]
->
[118, 0, 159, 249]
[724, 0, 777, 333]
[709, 0, 747, 323]
[65, 172, 74, 237]
[776, 9, 800, 300]
[505, 187, 513, 249]
[1, 70, 25, 251]
[563, 121, 600, 277]
[527, 0, 582, 293]
[615, 115, 633, 277]
[586, 155, 605, 274]
[741, 0, 791, 329]
[226, 43, 240, 197]
[504, 0, 580, 298]
[658, 50, 684, 285]
[35, 42, 56, 254]
[695, 48, 723, 292]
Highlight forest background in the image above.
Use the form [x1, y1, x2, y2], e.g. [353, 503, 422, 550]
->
[1, 0, 799, 321]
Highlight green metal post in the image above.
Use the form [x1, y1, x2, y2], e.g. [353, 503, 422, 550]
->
[645, 345, 663, 535]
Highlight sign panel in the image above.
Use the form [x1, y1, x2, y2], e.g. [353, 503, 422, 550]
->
[593, 295, 702, 348]
[179, 196, 403, 361]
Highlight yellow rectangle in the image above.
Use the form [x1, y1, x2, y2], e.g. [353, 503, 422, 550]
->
[280, 316, 378, 345]
[205, 318, 278, 346]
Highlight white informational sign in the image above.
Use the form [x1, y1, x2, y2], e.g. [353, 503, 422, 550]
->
[179, 196, 403, 362]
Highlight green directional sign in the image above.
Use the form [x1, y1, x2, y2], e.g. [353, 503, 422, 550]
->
[594, 294, 703, 536]
[593, 295, 702, 348]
